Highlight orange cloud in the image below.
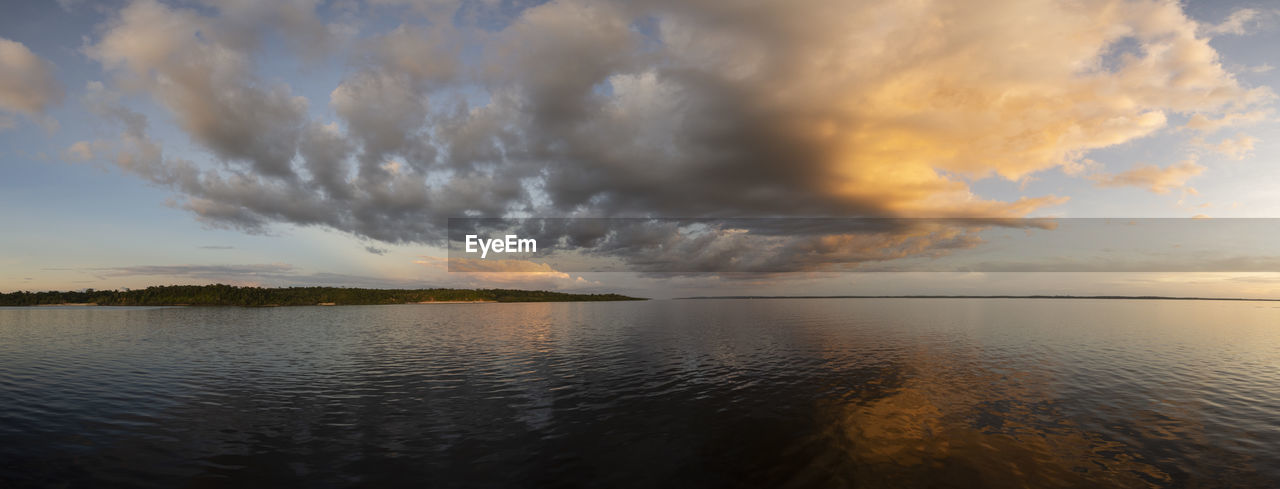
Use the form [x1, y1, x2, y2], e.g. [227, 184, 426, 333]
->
[1183, 110, 1270, 134]
[1091, 159, 1205, 194]
[1213, 134, 1258, 160]
[413, 256, 600, 289]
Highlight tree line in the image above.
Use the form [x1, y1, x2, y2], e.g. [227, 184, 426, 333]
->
[0, 284, 642, 306]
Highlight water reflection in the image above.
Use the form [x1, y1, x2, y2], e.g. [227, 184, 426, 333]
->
[0, 299, 1278, 488]
[830, 348, 1173, 488]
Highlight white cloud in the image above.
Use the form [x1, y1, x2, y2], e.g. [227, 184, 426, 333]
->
[0, 37, 64, 130]
[1203, 8, 1268, 36]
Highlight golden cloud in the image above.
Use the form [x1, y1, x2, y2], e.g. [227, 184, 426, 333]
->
[1091, 158, 1206, 194]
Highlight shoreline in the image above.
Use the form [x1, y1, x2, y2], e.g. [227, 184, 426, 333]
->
[410, 300, 497, 304]
[10, 299, 606, 308]
[0, 285, 645, 307]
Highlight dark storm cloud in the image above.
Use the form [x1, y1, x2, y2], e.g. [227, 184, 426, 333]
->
[79, 0, 1272, 268]
[450, 217, 1031, 273]
[446, 218, 1280, 274]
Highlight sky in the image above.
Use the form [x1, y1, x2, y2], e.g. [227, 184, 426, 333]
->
[1, 0, 1279, 299]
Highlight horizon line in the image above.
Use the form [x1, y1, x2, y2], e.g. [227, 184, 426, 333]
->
[677, 295, 1280, 302]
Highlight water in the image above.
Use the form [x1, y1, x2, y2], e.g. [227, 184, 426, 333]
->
[1, 299, 1278, 488]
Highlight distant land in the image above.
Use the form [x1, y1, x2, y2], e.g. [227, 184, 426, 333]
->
[0, 284, 644, 307]
[680, 295, 1280, 302]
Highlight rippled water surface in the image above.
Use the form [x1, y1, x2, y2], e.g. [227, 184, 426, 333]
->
[1, 299, 1278, 488]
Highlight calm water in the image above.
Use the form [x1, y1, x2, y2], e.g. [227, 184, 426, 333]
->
[1, 299, 1278, 488]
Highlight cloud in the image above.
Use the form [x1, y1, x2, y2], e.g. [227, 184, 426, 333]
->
[445, 217, 1069, 275]
[1091, 159, 1205, 194]
[198, 245, 235, 250]
[84, 0, 334, 180]
[82, 263, 433, 289]
[364, 245, 389, 255]
[1203, 8, 1269, 36]
[81, 0, 1271, 260]
[98, 263, 296, 280]
[80, 81, 178, 183]
[599, 220, 994, 273]
[1213, 134, 1257, 160]
[1183, 110, 1270, 133]
[62, 141, 96, 162]
[0, 37, 64, 129]
[414, 256, 602, 290]
[436, 257, 569, 274]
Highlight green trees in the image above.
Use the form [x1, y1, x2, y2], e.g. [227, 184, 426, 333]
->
[0, 285, 642, 306]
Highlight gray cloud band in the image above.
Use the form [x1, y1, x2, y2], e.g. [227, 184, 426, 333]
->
[447, 218, 1280, 273]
